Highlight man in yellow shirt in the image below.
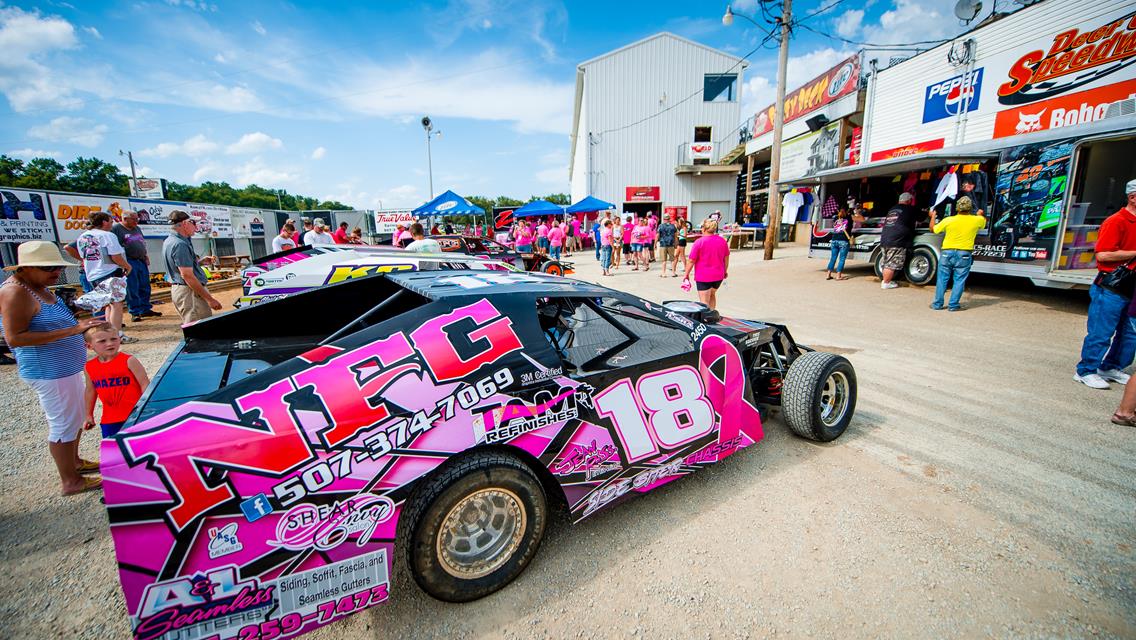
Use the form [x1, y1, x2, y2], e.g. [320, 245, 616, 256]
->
[929, 196, 986, 311]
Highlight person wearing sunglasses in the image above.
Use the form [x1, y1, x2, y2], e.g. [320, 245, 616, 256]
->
[162, 211, 221, 324]
[0, 241, 105, 495]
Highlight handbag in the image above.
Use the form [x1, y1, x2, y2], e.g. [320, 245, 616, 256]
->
[1096, 259, 1136, 298]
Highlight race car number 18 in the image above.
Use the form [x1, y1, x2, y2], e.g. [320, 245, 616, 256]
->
[594, 366, 715, 463]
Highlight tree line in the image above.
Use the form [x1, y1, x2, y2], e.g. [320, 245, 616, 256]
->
[0, 154, 570, 213]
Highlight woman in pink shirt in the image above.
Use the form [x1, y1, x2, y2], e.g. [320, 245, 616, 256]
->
[599, 219, 614, 276]
[516, 222, 534, 253]
[631, 218, 650, 272]
[547, 221, 566, 261]
[621, 216, 634, 264]
[684, 218, 730, 310]
[536, 221, 550, 255]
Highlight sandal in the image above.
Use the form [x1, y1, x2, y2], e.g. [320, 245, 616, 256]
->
[75, 459, 100, 474]
[826, 275, 833, 280]
[63, 475, 102, 496]
[1110, 413, 1136, 427]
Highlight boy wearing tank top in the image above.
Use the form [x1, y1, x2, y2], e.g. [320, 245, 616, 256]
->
[83, 323, 149, 438]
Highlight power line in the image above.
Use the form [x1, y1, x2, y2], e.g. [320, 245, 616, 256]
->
[794, 0, 850, 23]
[795, 22, 952, 47]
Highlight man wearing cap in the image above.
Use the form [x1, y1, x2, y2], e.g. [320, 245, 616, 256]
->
[112, 210, 160, 322]
[928, 196, 985, 311]
[304, 218, 335, 245]
[1075, 180, 1136, 389]
[879, 192, 924, 290]
[163, 211, 222, 324]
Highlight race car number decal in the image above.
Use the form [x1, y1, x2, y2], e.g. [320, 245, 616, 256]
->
[594, 366, 715, 463]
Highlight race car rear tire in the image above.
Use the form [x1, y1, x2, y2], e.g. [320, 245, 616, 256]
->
[541, 262, 565, 276]
[905, 246, 937, 286]
[782, 351, 857, 442]
[405, 452, 547, 602]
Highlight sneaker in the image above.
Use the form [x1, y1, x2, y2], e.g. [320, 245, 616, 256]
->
[881, 282, 898, 289]
[132, 315, 144, 322]
[929, 303, 944, 311]
[1098, 369, 1131, 384]
[141, 310, 163, 318]
[1074, 373, 1110, 389]
[119, 335, 139, 344]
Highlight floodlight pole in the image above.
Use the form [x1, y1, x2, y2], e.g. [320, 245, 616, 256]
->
[763, 0, 792, 261]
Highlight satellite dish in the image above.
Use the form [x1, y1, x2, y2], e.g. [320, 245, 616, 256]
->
[954, 0, 982, 22]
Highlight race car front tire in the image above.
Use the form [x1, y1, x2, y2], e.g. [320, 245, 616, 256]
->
[405, 451, 548, 602]
[782, 351, 857, 442]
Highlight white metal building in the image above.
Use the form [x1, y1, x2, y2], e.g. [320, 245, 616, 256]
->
[569, 33, 747, 224]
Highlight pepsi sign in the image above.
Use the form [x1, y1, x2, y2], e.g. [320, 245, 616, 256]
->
[922, 68, 983, 123]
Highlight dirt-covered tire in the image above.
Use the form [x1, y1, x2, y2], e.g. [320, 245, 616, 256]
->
[541, 261, 564, 276]
[905, 246, 937, 286]
[782, 351, 857, 442]
[404, 452, 547, 602]
[872, 249, 885, 279]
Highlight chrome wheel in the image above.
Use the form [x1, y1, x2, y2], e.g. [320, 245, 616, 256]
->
[908, 254, 931, 282]
[437, 488, 526, 579]
[819, 371, 850, 427]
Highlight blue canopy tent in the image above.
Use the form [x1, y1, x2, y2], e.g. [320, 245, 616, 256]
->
[566, 195, 615, 213]
[412, 190, 485, 216]
[512, 199, 565, 217]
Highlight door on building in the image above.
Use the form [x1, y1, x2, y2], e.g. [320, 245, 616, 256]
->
[622, 202, 659, 221]
[689, 201, 731, 227]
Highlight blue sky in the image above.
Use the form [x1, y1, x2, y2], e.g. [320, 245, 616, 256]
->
[0, 0, 968, 209]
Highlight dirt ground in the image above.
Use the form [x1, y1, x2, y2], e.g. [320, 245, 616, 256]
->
[1, 247, 1133, 639]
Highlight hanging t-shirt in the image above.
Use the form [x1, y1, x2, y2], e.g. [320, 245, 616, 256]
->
[781, 191, 805, 224]
[821, 195, 839, 219]
[934, 171, 959, 208]
[76, 228, 125, 281]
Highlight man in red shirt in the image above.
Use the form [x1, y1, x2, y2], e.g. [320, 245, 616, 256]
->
[1076, 179, 1136, 389]
[332, 221, 350, 244]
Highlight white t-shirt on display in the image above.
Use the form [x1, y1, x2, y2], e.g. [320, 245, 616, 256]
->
[781, 191, 805, 224]
[304, 230, 335, 245]
[76, 228, 125, 281]
[272, 235, 296, 253]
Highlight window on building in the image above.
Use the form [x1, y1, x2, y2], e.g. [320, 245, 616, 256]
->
[704, 74, 737, 102]
[694, 126, 712, 142]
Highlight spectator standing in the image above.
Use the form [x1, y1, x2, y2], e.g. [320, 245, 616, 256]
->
[548, 221, 566, 260]
[879, 192, 924, 289]
[929, 196, 986, 312]
[1110, 293, 1136, 425]
[304, 218, 336, 245]
[397, 225, 414, 248]
[405, 223, 442, 254]
[83, 322, 148, 438]
[393, 224, 407, 247]
[536, 220, 550, 255]
[684, 219, 730, 310]
[112, 210, 160, 322]
[621, 215, 634, 265]
[272, 224, 297, 253]
[611, 215, 624, 270]
[672, 216, 689, 277]
[1076, 179, 1136, 389]
[290, 220, 302, 246]
[591, 216, 602, 261]
[349, 227, 364, 244]
[599, 219, 614, 276]
[826, 207, 853, 281]
[657, 214, 678, 277]
[648, 212, 659, 262]
[570, 217, 582, 255]
[163, 211, 222, 324]
[332, 221, 350, 244]
[0, 241, 104, 495]
[516, 221, 534, 253]
[77, 212, 135, 343]
[300, 218, 314, 243]
[632, 216, 650, 272]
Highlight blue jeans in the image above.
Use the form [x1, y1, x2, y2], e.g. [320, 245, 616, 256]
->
[594, 235, 601, 260]
[550, 246, 562, 260]
[931, 249, 973, 310]
[827, 240, 849, 273]
[125, 258, 152, 315]
[1076, 284, 1136, 376]
[600, 245, 612, 270]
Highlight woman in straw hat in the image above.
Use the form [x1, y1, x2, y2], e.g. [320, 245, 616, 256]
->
[0, 241, 104, 495]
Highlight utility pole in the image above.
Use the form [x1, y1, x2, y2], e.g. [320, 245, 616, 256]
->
[276, 189, 283, 210]
[119, 150, 138, 196]
[763, 0, 792, 261]
[421, 116, 441, 200]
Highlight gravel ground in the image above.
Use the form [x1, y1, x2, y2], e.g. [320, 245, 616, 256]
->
[0, 248, 1133, 639]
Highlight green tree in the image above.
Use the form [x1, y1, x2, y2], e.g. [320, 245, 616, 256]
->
[543, 193, 570, 205]
[19, 158, 66, 191]
[495, 196, 523, 207]
[63, 157, 129, 195]
[467, 195, 494, 213]
[0, 155, 25, 185]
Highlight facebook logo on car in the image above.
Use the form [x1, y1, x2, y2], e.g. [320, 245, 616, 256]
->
[239, 494, 273, 522]
[923, 67, 983, 123]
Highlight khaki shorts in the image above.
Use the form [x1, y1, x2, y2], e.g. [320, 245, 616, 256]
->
[662, 245, 676, 261]
[171, 284, 213, 324]
[882, 247, 907, 271]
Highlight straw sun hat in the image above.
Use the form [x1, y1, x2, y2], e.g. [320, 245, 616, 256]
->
[4, 241, 76, 271]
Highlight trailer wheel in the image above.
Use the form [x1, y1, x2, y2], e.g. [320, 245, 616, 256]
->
[905, 246, 937, 286]
[405, 452, 547, 602]
[872, 250, 885, 279]
[541, 261, 565, 276]
[782, 351, 857, 442]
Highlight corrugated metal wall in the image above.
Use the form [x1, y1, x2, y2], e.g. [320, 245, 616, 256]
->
[573, 34, 745, 215]
[867, 0, 1134, 157]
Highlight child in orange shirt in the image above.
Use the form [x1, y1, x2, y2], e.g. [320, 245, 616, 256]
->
[83, 323, 149, 438]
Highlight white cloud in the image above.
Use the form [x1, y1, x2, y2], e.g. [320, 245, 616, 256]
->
[192, 163, 222, 182]
[140, 134, 220, 158]
[335, 51, 573, 135]
[232, 157, 300, 187]
[8, 148, 60, 159]
[83, 26, 102, 39]
[861, 0, 959, 46]
[214, 53, 226, 63]
[202, 84, 264, 112]
[310, 146, 326, 160]
[834, 9, 864, 38]
[165, 0, 216, 12]
[252, 20, 267, 36]
[119, 164, 156, 178]
[0, 6, 80, 111]
[27, 116, 107, 147]
[226, 132, 284, 155]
